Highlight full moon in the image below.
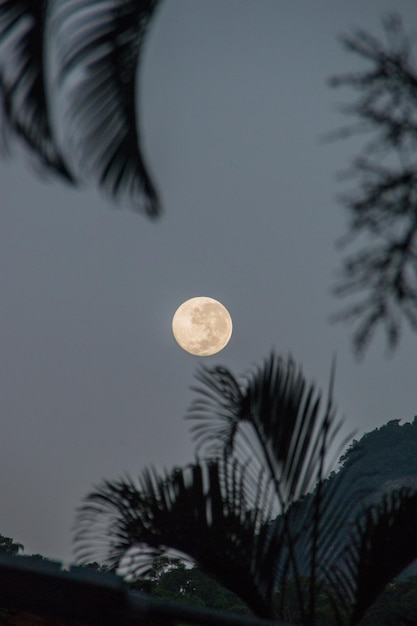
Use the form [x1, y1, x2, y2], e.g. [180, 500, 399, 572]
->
[172, 297, 233, 356]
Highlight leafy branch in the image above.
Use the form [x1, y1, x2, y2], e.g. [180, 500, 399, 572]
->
[329, 13, 417, 354]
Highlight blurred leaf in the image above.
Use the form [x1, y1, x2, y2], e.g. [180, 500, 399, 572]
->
[54, 0, 161, 215]
[329, 13, 417, 354]
[0, 0, 74, 179]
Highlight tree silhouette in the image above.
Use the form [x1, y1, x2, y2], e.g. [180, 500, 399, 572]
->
[329, 13, 417, 355]
[0, 0, 161, 215]
[74, 353, 417, 625]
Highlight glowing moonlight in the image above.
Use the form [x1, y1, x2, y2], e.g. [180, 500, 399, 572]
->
[172, 297, 233, 356]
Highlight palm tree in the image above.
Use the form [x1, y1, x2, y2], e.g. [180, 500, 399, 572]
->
[0, 0, 161, 216]
[74, 353, 417, 625]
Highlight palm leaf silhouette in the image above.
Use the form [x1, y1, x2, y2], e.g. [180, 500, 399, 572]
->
[188, 355, 343, 503]
[75, 459, 286, 618]
[75, 353, 417, 624]
[54, 0, 160, 215]
[326, 487, 417, 625]
[188, 355, 359, 623]
[75, 353, 352, 623]
[0, 0, 161, 214]
[0, 0, 74, 180]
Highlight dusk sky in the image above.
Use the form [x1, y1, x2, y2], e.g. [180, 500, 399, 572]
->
[1, 0, 417, 564]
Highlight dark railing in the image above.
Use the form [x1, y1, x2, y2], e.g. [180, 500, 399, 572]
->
[0, 553, 291, 625]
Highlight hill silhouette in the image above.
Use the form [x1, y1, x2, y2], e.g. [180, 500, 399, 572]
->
[337, 417, 417, 491]
[280, 417, 417, 581]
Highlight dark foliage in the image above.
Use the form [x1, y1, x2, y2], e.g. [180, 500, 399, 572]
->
[359, 576, 417, 626]
[0, 0, 74, 180]
[286, 418, 417, 585]
[136, 556, 249, 614]
[0, 536, 22, 557]
[338, 417, 417, 480]
[329, 14, 417, 354]
[75, 459, 281, 619]
[0, 0, 161, 215]
[74, 354, 417, 625]
[327, 488, 417, 625]
[75, 354, 344, 623]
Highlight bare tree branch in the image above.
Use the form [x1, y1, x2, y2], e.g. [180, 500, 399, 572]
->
[329, 13, 417, 354]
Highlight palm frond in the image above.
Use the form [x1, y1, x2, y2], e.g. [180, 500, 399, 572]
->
[326, 487, 417, 625]
[188, 354, 342, 506]
[187, 354, 350, 624]
[265, 440, 370, 626]
[75, 458, 285, 619]
[54, 0, 161, 216]
[0, 0, 74, 180]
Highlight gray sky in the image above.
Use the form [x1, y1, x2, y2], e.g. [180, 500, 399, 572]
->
[1, 0, 417, 563]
